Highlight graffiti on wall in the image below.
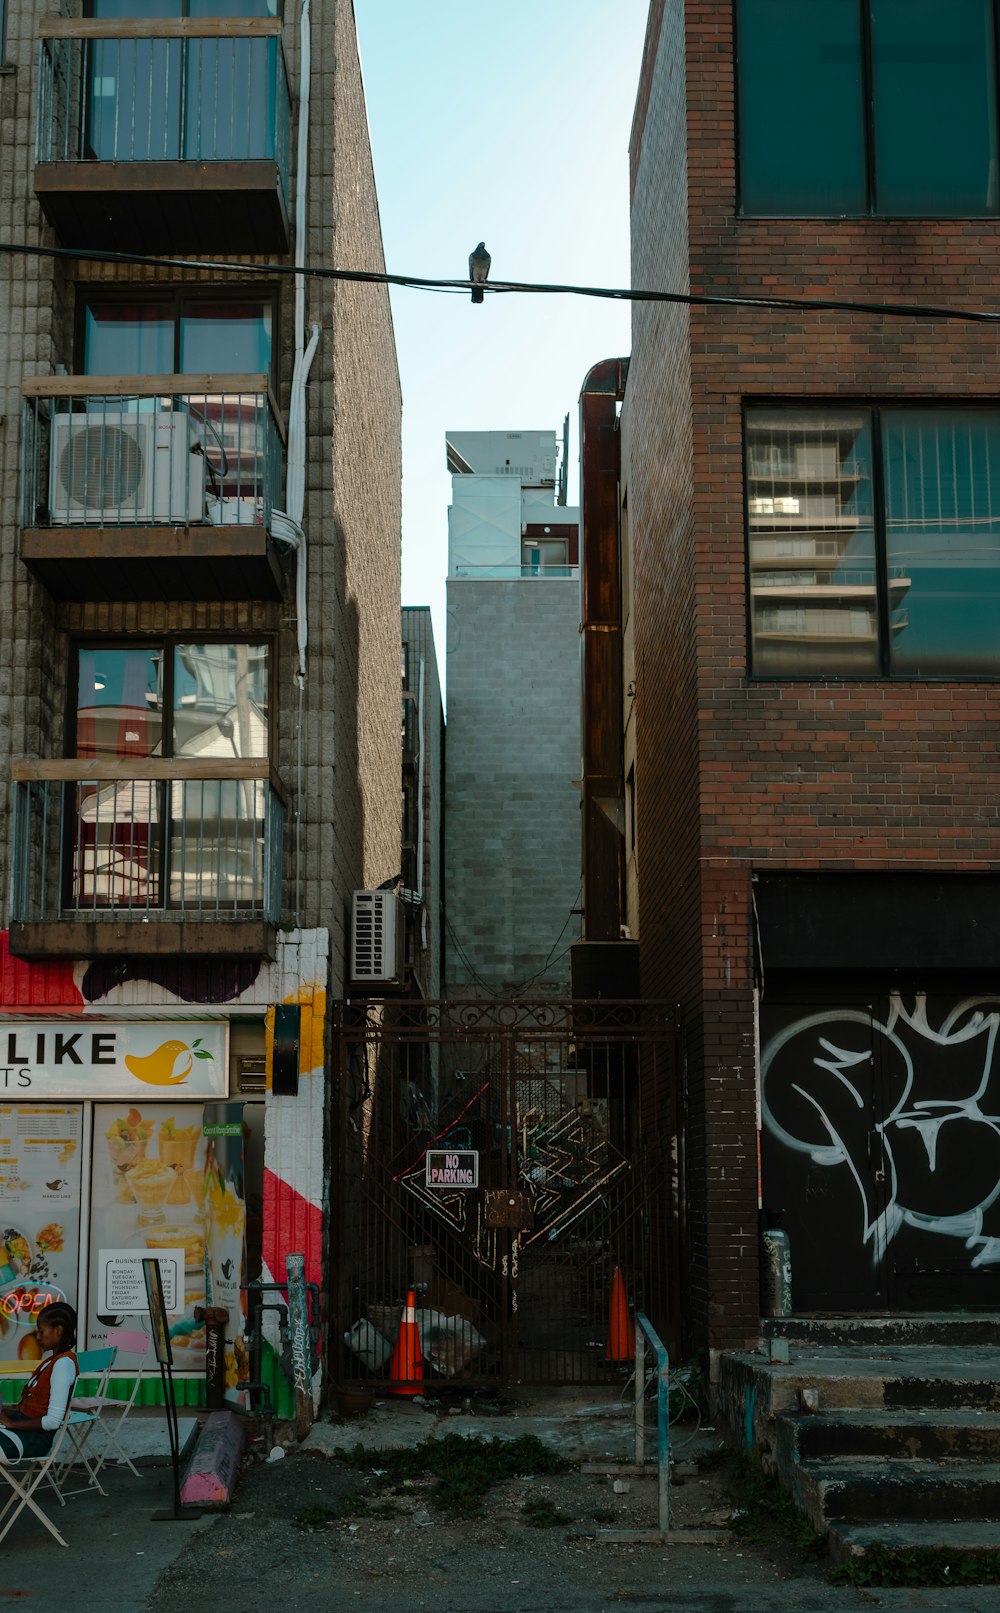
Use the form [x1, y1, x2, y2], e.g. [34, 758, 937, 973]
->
[761, 995, 1000, 1269]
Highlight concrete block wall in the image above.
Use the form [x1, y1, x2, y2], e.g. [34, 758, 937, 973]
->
[444, 578, 581, 998]
[0, 0, 402, 999]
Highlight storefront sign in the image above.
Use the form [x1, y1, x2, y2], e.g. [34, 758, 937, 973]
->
[0, 1022, 227, 1099]
[425, 1149, 479, 1188]
[99, 1248, 183, 1316]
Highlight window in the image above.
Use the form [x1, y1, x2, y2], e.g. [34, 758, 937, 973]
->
[736, 0, 999, 216]
[71, 639, 270, 909]
[73, 291, 276, 524]
[80, 292, 273, 378]
[746, 407, 1000, 678]
[85, 0, 280, 163]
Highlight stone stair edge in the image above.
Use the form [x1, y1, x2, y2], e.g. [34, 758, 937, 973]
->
[826, 1518, 1000, 1565]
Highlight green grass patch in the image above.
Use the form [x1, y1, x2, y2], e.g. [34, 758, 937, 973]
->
[521, 1496, 573, 1529]
[831, 1545, 1000, 1588]
[335, 1433, 572, 1520]
[290, 1503, 340, 1532]
[728, 1453, 826, 1561]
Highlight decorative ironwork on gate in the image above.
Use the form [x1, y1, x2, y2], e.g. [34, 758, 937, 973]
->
[333, 999, 676, 1390]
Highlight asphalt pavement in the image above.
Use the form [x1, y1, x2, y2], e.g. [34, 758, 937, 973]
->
[5, 1394, 1000, 1613]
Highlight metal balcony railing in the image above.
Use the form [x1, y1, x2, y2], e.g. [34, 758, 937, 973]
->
[11, 760, 285, 927]
[36, 17, 291, 181]
[21, 377, 285, 532]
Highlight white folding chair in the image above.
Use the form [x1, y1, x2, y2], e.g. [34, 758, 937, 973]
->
[82, 1327, 150, 1482]
[0, 1410, 95, 1548]
[51, 1346, 116, 1498]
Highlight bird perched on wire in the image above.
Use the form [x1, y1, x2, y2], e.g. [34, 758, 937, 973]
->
[469, 241, 491, 303]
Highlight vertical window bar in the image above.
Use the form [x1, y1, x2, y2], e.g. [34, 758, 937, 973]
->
[870, 407, 892, 675]
[860, 0, 876, 212]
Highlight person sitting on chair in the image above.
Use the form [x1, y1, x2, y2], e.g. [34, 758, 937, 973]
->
[0, 1303, 78, 1458]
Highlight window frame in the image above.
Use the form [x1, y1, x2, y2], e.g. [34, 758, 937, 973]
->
[68, 632, 276, 760]
[742, 399, 1000, 683]
[734, 0, 1000, 219]
[73, 286, 280, 379]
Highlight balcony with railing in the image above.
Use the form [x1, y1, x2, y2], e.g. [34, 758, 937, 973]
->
[9, 759, 285, 960]
[35, 18, 292, 252]
[21, 376, 286, 601]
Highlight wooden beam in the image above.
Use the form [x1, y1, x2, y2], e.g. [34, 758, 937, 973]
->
[22, 371, 270, 399]
[12, 758, 272, 783]
[8, 919, 278, 962]
[39, 18, 283, 40]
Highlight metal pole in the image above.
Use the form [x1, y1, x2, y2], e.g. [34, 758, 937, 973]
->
[634, 1322, 645, 1469]
[286, 1251, 312, 1438]
[657, 1335, 670, 1534]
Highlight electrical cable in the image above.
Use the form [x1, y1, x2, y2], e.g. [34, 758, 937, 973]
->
[3, 239, 1000, 325]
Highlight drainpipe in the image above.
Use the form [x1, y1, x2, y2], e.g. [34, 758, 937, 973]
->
[270, 0, 321, 924]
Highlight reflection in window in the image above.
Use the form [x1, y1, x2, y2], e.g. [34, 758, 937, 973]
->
[738, 0, 1000, 216]
[68, 640, 269, 911]
[746, 408, 1000, 678]
[172, 643, 269, 757]
[747, 411, 879, 674]
[882, 412, 1000, 675]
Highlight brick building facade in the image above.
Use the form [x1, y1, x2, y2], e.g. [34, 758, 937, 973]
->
[0, 0, 401, 1410]
[622, 0, 1000, 1360]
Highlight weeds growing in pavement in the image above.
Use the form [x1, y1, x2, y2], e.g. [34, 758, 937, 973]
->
[830, 1545, 1000, 1588]
[727, 1453, 826, 1561]
[335, 1433, 572, 1520]
[521, 1496, 573, 1528]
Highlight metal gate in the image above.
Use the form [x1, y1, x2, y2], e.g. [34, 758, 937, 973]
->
[333, 999, 675, 1389]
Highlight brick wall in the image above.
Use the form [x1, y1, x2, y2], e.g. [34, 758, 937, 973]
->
[627, 0, 1000, 1353]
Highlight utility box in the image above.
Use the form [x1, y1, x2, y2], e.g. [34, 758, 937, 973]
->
[350, 889, 404, 988]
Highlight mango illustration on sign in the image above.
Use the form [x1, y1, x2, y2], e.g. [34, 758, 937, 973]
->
[125, 1037, 215, 1088]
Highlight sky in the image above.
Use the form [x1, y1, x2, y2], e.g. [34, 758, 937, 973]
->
[353, 0, 650, 688]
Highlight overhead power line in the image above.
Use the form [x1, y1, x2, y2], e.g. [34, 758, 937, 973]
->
[2, 239, 1000, 326]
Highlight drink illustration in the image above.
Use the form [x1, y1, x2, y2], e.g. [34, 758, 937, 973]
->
[105, 1109, 152, 1204]
[158, 1117, 201, 1206]
[125, 1159, 176, 1227]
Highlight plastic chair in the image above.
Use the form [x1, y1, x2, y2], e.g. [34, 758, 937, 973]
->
[51, 1346, 117, 1498]
[82, 1327, 150, 1482]
[0, 1409, 96, 1547]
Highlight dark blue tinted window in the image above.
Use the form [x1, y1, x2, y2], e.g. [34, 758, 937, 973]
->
[883, 411, 1000, 675]
[872, 0, 998, 215]
[737, 0, 866, 214]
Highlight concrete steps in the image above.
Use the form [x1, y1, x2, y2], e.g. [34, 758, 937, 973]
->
[827, 1519, 1000, 1565]
[793, 1457, 1000, 1525]
[718, 1323, 1000, 1571]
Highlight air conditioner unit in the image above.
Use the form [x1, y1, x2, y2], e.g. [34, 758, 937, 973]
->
[350, 889, 404, 988]
[49, 410, 204, 525]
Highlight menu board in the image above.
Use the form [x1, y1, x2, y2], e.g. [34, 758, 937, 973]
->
[88, 1102, 209, 1368]
[0, 1104, 83, 1362]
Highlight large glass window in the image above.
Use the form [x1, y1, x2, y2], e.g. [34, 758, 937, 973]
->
[70, 639, 270, 910]
[86, 0, 280, 162]
[82, 294, 273, 378]
[746, 407, 1000, 678]
[736, 0, 865, 216]
[737, 0, 1000, 216]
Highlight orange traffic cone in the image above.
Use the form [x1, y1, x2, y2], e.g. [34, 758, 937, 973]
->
[386, 1288, 424, 1396]
[603, 1266, 636, 1362]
